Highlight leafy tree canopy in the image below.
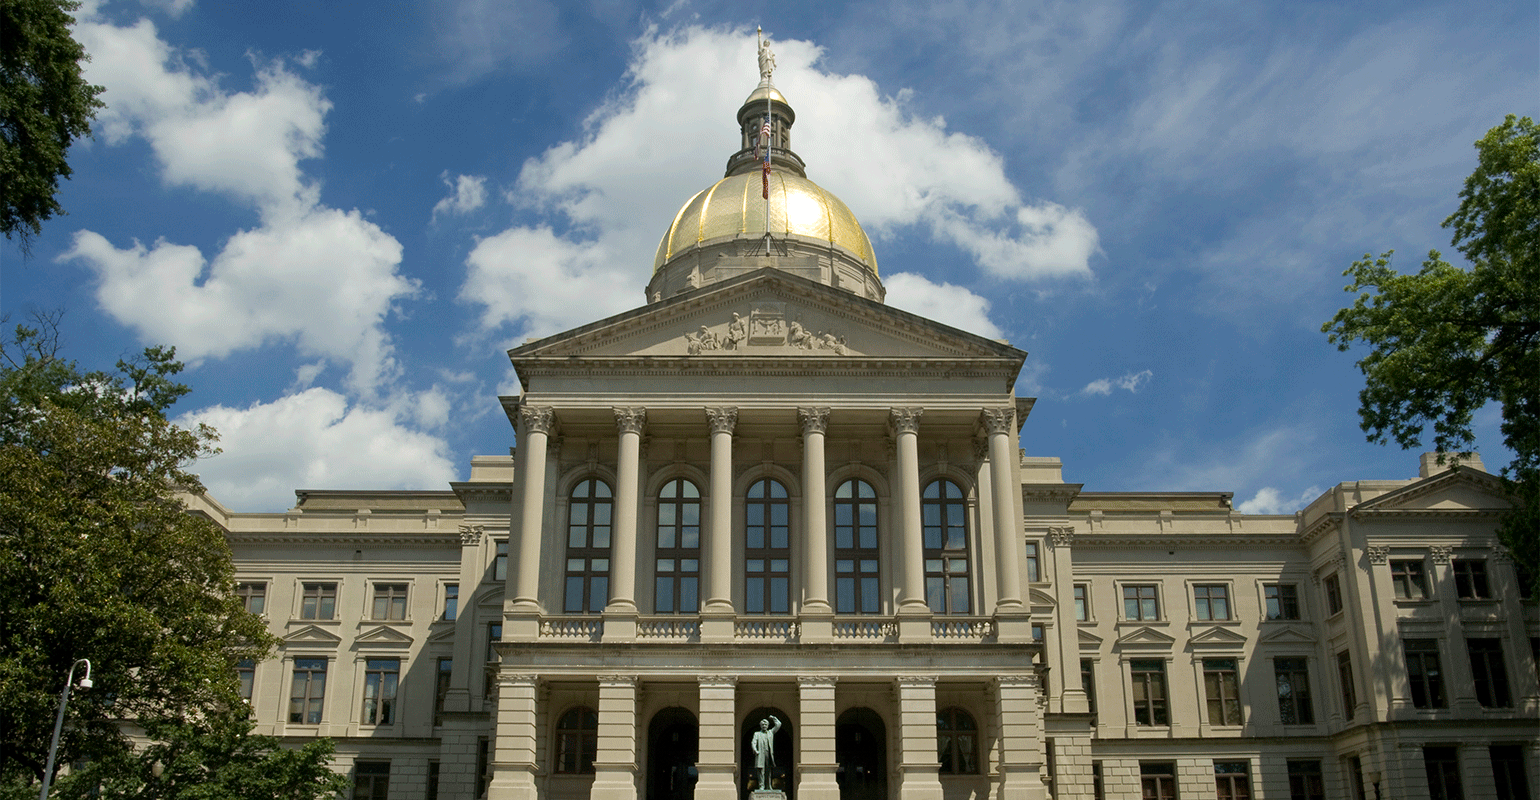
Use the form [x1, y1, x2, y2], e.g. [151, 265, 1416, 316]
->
[1324, 115, 1539, 590]
[0, 313, 279, 789]
[0, 0, 105, 253]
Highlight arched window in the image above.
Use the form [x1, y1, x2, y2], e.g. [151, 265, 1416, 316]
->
[834, 479, 880, 614]
[922, 479, 971, 614]
[745, 478, 791, 614]
[936, 707, 978, 774]
[554, 706, 598, 774]
[655, 478, 701, 614]
[565, 479, 612, 613]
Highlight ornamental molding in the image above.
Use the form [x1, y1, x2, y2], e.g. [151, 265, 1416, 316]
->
[459, 524, 485, 546]
[1492, 545, 1513, 563]
[1022, 485, 1081, 503]
[1365, 546, 1389, 564]
[888, 408, 923, 436]
[706, 407, 739, 435]
[972, 438, 990, 461]
[1429, 546, 1452, 564]
[519, 405, 556, 435]
[512, 361, 1022, 382]
[614, 407, 647, 435]
[979, 408, 1015, 436]
[1072, 534, 1303, 549]
[895, 676, 938, 687]
[798, 407, 830, 436]
[993, 675, 1039, 690]
[225, 533, 457, 548]
[1048, 527, 1075, 547]
[598, 674, 638, 688]
[797, 676, 837, 689]
[698, 675, 738, 688]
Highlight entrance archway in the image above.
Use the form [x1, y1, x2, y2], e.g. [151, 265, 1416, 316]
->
[647, 707, 699, 800]
[835, 708, 886, 800]
[740, 706, 793, 798]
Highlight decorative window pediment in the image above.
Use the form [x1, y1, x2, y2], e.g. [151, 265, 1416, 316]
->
[356, 625, 414, 648]
[283, 624, 342, 647]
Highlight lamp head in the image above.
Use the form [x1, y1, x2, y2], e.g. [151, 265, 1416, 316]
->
[78, 677, 92, 689]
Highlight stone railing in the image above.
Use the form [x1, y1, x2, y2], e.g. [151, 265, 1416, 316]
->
[637, 617, 701, 642]
[539, 617, 603, 641]
[930, 617, 995, 642]
[735, 618, 800, 642]
[831, 619, 897, 642]
[528, 614, 1002, 644]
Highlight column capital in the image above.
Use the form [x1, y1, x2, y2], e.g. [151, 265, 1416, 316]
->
[1365, 545, 1389, 564]
[1048, 526, 1074, 547]
[1429, 545, 1452, 564]
[698, 675, 738, 689]
[797, 675, 837, 690]
[895, 675, 938, 688]
[458, 523, 485, 546]
[598, 674, 638, 688]
[518, 404, 556, 435]
[499, 672, 542, 689]
[979, 407, 1015, 435]
[888, 407, 923, 435]
[798, 407, 831, 435]
[706, 406, 738, 435]
[614, 407, 647, 435]
[992, 674, 1040, 691]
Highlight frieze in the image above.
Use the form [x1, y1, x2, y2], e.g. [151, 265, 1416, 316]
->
[682, 306, 848, 354]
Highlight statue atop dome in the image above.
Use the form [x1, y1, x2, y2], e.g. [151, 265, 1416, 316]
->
[757, 31, 776, 84]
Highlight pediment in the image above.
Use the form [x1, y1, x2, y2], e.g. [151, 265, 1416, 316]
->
[356, 625, 414, 647]
[1028, 588, 1057, 610]
[510, 269, 1022, 363]
[1189, 626, 1249, 649]
[427, 625, 459, 644]
[283, 625, 342, 647]
[1357, 467, 1506, 513]
[1259, 626, 1318, 645]
[1078, 628, 1104, 651]
[1114, 626, 1176, 648]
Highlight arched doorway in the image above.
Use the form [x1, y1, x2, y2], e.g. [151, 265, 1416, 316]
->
[648, 707, 699, 800]
[740, 706, 793, 798]
[836, 708, 886, 800]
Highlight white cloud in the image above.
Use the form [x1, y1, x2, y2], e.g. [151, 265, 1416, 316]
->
[460, 25, 1096, 340]
[179, 388, 458, 512]
[884, 273, 1002, 339]
[1238, 485, 1322, 515]
[432, 173, 489, 222]
[1081, 369, 1152, 396]
[63, 11, 417, 395]
[138, 0, 195, 17]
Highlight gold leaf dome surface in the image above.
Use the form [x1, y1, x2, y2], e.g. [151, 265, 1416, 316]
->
[653, 170, 878, 275]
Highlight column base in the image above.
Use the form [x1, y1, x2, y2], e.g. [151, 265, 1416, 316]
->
[486, 764, 540, 800]
[696, 763, 739, 800]
[796, 765, 840, 800]
[897, 765, 943, 800]
[504, 607, 541, 641]
[602, 608, 639, 642]
[591, 763, 639, 800]
[993, 611, 1034, 644]
[799, 608, 834, 643]
[701, 607, 736, 643]
[896, 605, 933, 643]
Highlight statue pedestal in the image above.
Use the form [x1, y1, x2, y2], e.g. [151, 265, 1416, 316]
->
[752, 791, 786, 800]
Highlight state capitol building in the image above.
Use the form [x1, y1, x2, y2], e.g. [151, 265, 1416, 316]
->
[183, 48, 1539, 800]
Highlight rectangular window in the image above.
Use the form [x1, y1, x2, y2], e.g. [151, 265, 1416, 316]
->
[1025, 541, 1040, 583]
[1130, 659, 1169, 725]
[1274, 657, 1314, 725]
[1080, 659, 1096, 714]
[476, 738, 491, 799]
[1265, 582, 1300, 620]
[371, 583, 408, 620]
[1336, 650, 1357, 720]
[1193, 584, 1231, 620]
[427, 761, 441, 800]
[1203, 658, 1242, 726]
[300, 582, 337, 620]
[1391, 559, 1428, 600]
[1452, 559, 1490, 599]
[493, 540, 508, 582]
[1073, 583, 1089, 621]
[831, 479, 877, 615]
[484, 623, 501, 698]
[1467, 637, 1511, 707]
[1424, 746, 1463, 800]
[288, 657, 327, 724]
[1491, 745, 1533, 800]
[1123, 584, 1159, 620]
[361, 658, 399, 725]
[1348, 756, 1367, 800]
[1091, 762, 1104, 800]
[236, 582, 266, 615]
[1287, 760, 1325, 800]
[1404, 639, 1446, 708]
[1215, 761, 1250, 800]
[1139, 762, 1177, 800]
[353, 761, 390, 800]
[1324, 573, 1343, 615]
[443, 583, 458, 621]
[237, 659, 256, 701]
[435, 657, 453, 726]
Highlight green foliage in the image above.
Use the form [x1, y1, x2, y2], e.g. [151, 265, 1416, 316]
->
[0, 313, 278, 788]
[0, 0, 105, 253]
[1324, 115, 1540, 592]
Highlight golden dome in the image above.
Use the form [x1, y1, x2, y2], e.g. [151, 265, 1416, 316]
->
[653, 170, 879, 275]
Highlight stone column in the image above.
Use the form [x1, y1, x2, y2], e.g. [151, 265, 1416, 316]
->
[799, 408, 833, 630]
[891, 409, 930, 641]
[486, 673, 541, 800]
[605, 408, 646, 638]
[591, 675, 640, 800]
[510, 406, 554, 634]
[703, 408, 739, 641]
[697, 676, 740, 800]
[982, 409, 1024, 613]
[1047, 527, 1088, 714]
[994, 675, 1046, 800]
[797, 677, 840, 800]
[895, 676, 943, 800]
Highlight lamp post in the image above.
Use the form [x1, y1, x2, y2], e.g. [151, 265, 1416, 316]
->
[38, 658, 92, 800]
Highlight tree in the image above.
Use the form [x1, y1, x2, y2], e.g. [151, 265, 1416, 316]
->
[1324, 115, 1539, 593]
[0, 313, 278, 790]
[0, 0, 105, 254]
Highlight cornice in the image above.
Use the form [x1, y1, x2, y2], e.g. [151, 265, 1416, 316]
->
[510, 358, 1023, 380]
[224, 532, 458, 547]
[1021, 484, 1082, 503]
[450, 482, 513, 504]
[1074, 534, 1303, 549]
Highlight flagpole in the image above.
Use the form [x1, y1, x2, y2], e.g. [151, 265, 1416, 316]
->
[761, 29, 772, 241]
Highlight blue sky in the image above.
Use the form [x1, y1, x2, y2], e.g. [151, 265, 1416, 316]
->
[3, 0, 1534, 512]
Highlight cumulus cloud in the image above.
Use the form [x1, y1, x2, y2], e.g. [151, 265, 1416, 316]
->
[460, 25, 1094, 340]
[432, 173, 489, 222]
[1238, 485, 1322, 515]
[884, 273, 1002, 339]
[179, 388, 458, 511]
[62, 10, 417, 395]
[1081, 369, 1152, 396]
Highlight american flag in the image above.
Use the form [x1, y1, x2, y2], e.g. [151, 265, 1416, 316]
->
[760, 117, 772, 199]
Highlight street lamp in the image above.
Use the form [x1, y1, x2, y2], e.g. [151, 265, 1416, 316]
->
[38, 658, 92, 800]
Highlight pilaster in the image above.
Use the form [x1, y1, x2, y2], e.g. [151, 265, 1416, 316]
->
[698, 676, 740, 800]
[796, 676, 840, 800]
[605, 408, 646, 640]
[510, 405, 554, 633]
[591, 675, 640, 800]
[703, 408, 739, 641]
[894, 676, 944, 800]
[800, 407, 833, 637]
[994, 675, 1046, 800]
[891, 409, 931, 641]
[487, 673, 541, 800]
